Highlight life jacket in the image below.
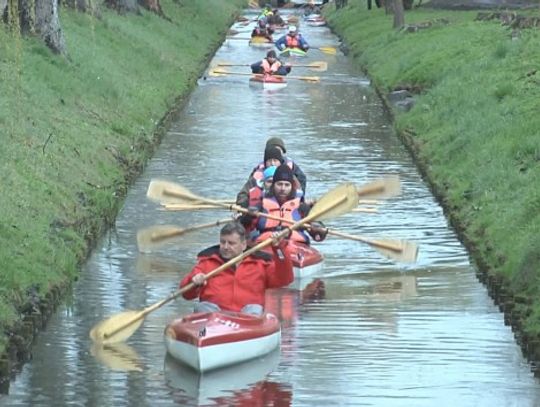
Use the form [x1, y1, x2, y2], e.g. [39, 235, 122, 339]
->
[256, 197, 309, 243]
[261, 58, 282, 74]
[248, 185, 264, 207]
[285, 34, 300, 49]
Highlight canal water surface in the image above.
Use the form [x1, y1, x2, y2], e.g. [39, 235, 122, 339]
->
[1, 8, 539, 407]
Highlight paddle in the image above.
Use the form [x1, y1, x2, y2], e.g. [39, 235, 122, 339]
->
[312, 46, 337, 55]
[147, 179, 417, 263]
[216, 61, 328, 72]
[357, 175, 401, 200]
[209, 69, 320, 83]
[89, 182, 358, 344]
[162, 203, 377, 214]
[137, 218, 232, 253]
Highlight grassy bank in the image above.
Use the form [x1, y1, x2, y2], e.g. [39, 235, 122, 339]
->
[0, 0, 245, 354]
[326, 4, 540, 337]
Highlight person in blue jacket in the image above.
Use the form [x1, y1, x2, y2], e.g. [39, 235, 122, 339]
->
[275, 26, 309, 52]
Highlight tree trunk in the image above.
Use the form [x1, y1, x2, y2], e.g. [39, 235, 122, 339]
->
[335, 0, 348, 9]
[138, 0, 163, 16]
[392, 0, 404, 29]
[35, 0, 67, 55]
[19, 0, 33, 35]
[104, 0, 138, 14]
[1, 0, 8, 23]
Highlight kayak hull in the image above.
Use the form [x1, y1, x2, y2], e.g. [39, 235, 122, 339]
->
[164, 311, 281, 372]
[249, 74, 288, 90]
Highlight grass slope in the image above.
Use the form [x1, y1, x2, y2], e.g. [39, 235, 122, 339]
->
[327, 4, 540, 335]
[0, 0, 246, 353]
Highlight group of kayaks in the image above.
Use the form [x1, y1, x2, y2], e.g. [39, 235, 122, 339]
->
[243, 12, 325, 89]
[163, 9, 330, 374]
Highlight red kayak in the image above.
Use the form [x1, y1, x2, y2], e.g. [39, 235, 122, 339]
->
[249, 74, 287, 90]
[288, 240, 324, 279]
[164, 311, 281, 372]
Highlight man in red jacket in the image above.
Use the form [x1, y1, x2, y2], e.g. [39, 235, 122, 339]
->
[180, 222, 293, 315]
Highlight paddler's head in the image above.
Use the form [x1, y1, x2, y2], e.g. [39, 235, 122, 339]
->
[288, 25, 298, 37]
[265, 136, 286, 154]
[266, 50, 277, 64]
[219, 222, 247, 260]
[263, 146, 284, 168]
[271, 164, 295, 204]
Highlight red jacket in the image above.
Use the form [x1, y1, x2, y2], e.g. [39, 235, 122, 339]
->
[180, 242, 293, 312]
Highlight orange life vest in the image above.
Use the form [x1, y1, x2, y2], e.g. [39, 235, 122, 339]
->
[285, 34, 300, 49]
[256, 197, 309, 243]
[261, 58, 282, 74]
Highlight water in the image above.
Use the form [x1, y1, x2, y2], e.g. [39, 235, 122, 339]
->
[1, 9, 539, 407]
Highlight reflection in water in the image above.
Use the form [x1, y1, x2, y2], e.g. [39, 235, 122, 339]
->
[90, 343, 143, 373]
[164, 350, 286, 406]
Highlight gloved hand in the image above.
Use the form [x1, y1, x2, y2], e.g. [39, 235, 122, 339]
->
[309, 222, 328, 242]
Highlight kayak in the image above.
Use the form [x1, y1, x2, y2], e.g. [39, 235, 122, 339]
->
[164, 311, 281, 372]
[249, 74, 287, 90]
[306, 18, 326, 27]
[288, 240, 324, 280]
[279, 47, 307, 58]
[249, 37, 274, 48]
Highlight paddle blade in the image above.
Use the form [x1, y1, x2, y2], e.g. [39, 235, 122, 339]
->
[373, 239, 419, 263]
[310, 182, 359, 221]
[317, 46, 337, 55]
[147, 179, 202, 205]
[290, 75, 320, 83]
[208, 69, 228, 77]
[357, 175, 401, 200]
[89, 310, 144, 345]
[137, 225, 184, 252]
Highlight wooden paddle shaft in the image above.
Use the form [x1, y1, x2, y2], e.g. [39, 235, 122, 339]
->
[150, 218, 231, 243]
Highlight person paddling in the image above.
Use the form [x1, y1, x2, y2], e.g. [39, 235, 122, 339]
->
[180, 222, 293, 316]
[242, 164, 327, 245]
[275, 26, 309, 53]
[251, 19, 274, 42]
[236, 145, 303, 208]
[251, 50, 291, 76]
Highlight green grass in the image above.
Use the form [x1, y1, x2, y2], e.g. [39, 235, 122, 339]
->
[0, 0, 246, 353]
[327, 4, 540, 335]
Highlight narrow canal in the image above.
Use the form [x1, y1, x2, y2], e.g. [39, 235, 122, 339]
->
[1, 8, 539, 407]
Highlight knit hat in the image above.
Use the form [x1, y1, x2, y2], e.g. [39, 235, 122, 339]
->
[266, 50, 277, 59]
[263, 166, 277, 181]
[263, 146, 284, 164]
[265, 136, 286, 153]
[272, 164, 294, 184]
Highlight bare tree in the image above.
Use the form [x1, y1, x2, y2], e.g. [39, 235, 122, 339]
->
[1, 0, 7, 23]
[35, 0, 67, 55]
[392, 0, 404, 29]
[104, 0, 138, 14]
[19, 0, 33, 34]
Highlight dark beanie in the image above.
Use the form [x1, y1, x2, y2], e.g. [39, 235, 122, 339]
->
[272, 164, 294, 184]
[263, 146, 284, 164]
[265, 136, 286, 153]
[266, 50, 277, 59]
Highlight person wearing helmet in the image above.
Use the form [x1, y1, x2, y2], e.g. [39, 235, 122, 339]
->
[275, 25, 309, 52]
[250, 50, 292, 76]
